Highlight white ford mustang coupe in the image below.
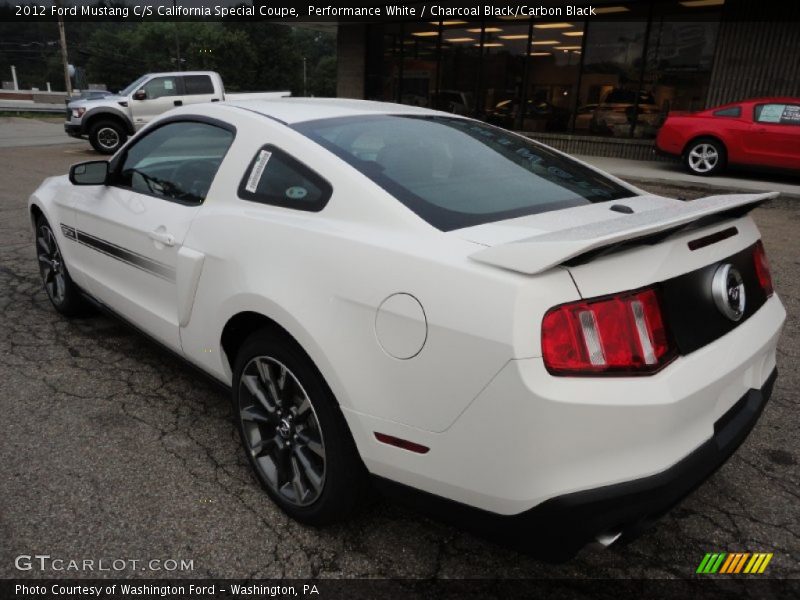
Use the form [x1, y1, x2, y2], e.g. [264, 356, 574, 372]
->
[29, 99, 785, 558]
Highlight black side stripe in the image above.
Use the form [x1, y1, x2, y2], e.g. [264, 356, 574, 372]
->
[60, 224, 176, 282]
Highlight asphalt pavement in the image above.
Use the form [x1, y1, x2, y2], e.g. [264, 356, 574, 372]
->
[0, 116, 81, 149]
[0, 123, 798, 580]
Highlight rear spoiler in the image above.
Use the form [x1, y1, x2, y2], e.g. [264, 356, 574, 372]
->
[469, 192, 778, 275]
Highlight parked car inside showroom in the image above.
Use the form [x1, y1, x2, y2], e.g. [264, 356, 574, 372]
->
[30, 98, 785, 559]
[591, 88, 662, 137]
[657, 97, 800, 176]
[485, 97, 570, 132]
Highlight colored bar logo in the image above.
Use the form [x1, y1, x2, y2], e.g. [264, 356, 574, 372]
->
[696, 552, 773, 574]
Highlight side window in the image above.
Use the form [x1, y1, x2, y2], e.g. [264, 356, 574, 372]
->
[713, 106, 741, 118]
[238, 145, 332, 212]
[755, 103, 800, 125]
[142, 76, 178, 100]
[183, 75, 214, 95]
[115, 121, 234, 205]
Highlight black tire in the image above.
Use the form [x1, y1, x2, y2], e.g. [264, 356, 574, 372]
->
[683, 137, 726, 176]
[34, 215, 92, 317]
[232, 329, 368, 525]
[88, 119, 127, 154]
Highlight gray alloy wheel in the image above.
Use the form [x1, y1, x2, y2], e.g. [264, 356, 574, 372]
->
[685, 139, 725, 176]
[237, 356, 326, 507]
[34, 215, 92, 317]
[36, 222, 66, 305]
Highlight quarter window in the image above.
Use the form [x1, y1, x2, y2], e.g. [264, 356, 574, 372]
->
[238, 145, 332, 212]
[142, 76, 178, 100]
[183, 75, 214, 95]
[115, 120, 234, 205]
[754, 103, 800, 125]
[713, 106, 741, 117]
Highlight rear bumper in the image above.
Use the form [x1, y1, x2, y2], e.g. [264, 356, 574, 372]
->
[374, 368, 777, 559]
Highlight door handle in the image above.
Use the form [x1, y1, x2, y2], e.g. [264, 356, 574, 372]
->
[754, 127, 767, 133]
[149, 230, 175, 247]
[174, 100, 183, 107]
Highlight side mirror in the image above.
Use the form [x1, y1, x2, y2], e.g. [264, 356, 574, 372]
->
[70, 161, 109, 186]
[133, 89, 147, 101]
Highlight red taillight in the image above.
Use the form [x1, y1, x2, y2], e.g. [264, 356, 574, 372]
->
[753, 240, 774, 298]
[542, 288, 675, 375]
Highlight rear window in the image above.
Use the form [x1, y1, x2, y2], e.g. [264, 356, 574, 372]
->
[294, 115, 632, 231]
[183, 75, 214, 95]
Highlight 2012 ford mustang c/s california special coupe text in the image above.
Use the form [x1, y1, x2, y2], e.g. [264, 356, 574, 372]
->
[29, 99, 785, 559]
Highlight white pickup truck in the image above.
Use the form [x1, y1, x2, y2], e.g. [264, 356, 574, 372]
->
[65, 71, 289, 153]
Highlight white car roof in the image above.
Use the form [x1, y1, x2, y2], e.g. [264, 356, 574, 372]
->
[224, 97, 445, 125]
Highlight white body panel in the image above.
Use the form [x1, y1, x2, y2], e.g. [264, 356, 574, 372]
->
[31, 98, 786, 518]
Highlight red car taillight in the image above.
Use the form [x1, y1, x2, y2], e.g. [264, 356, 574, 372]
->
[542, 288, 675, 375]
[753, 240, 774, 298]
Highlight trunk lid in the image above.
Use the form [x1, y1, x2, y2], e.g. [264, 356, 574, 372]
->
[457, 192, 776, 356]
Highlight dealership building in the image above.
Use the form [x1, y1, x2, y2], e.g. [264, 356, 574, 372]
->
[335, 0, 800, 159]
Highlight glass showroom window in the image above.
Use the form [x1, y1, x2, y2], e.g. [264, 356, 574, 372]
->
[641, 1, 723, 132]
[401, 22, 440, 109]
[481, 20, 532, 129]
[436, 21, 482, 117]
[524, 19, 584, 133]
[365, 23, 404, 103]
[579, 14, 649, 138]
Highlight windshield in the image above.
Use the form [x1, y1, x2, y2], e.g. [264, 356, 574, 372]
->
[294, 115, 633, 231]
[119, 75, 150, 96]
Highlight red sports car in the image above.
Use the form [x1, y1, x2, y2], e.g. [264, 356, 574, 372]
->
[656, 97, 800, 176]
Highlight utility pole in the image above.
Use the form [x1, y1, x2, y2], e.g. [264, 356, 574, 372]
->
[54, 0, 72, 94]
[173, 0, 182, 70]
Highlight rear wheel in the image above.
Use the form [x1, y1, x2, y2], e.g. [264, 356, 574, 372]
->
[35, 215, 91, 317]
[89, 120, 127, 154]
[232, 330, 368, 524]
[684, 138, 725, 176]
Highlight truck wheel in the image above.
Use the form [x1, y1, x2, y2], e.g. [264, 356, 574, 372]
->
[89, 120, 127, 154]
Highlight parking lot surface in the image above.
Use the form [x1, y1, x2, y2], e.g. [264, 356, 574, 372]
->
[0, 138, 798, 579]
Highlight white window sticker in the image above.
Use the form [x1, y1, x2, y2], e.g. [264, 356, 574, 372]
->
[163, 79, 174, 90]
[781, 105, 800, 125]
[758, 104, 784, 123]
[245, 150, 272, 193]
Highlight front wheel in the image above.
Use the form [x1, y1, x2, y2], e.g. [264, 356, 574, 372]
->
[89, 120, 127, 154]
[232, 330, 368, 525]
[35, 215, 92, 317]
[684, 138, 726, 176]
